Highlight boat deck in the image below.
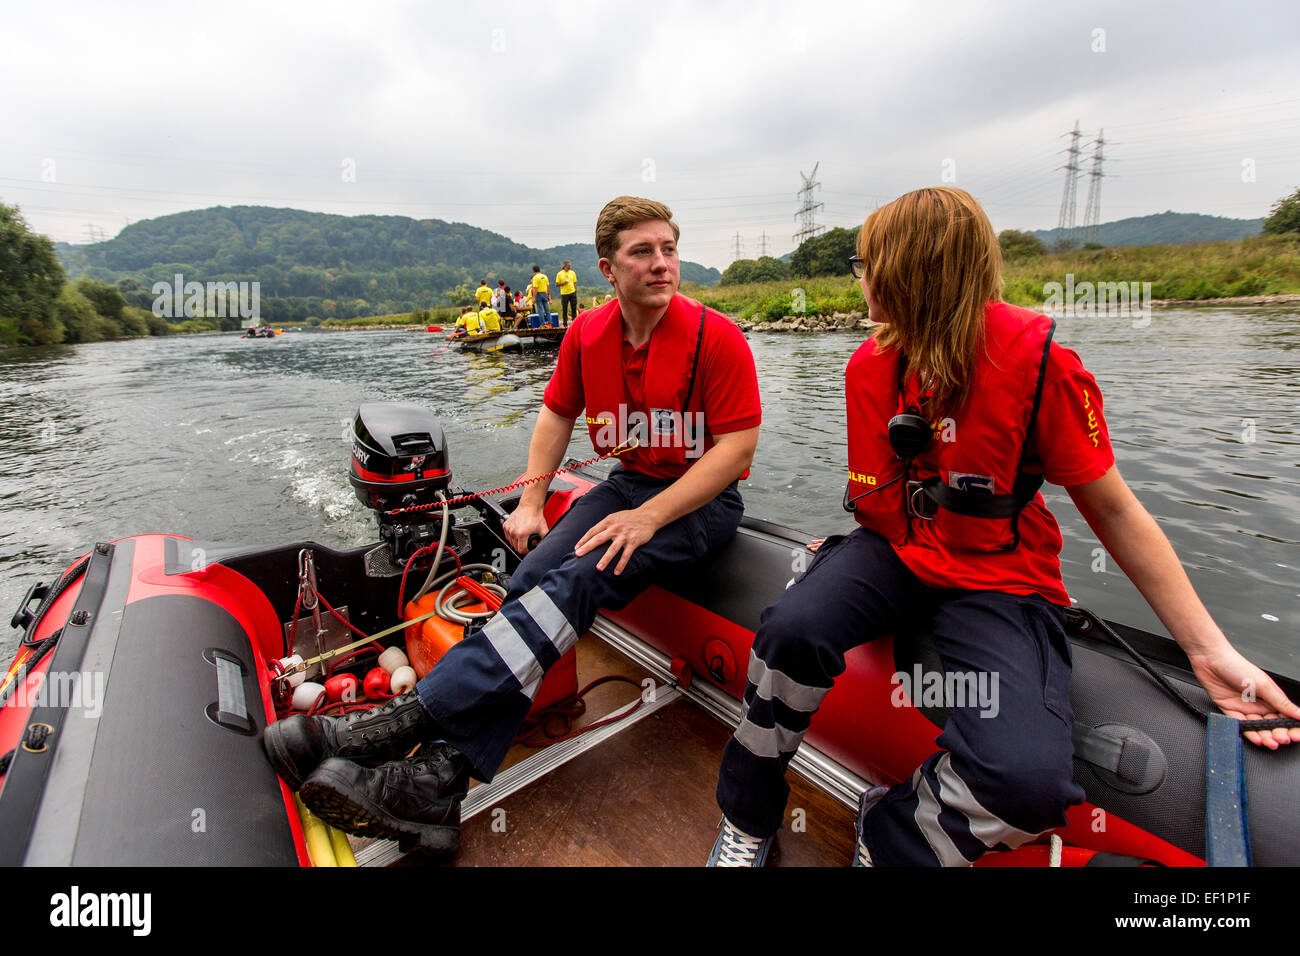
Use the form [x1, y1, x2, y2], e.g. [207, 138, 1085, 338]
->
[442, 698, 856, 866]
[359, 632, 857, 867]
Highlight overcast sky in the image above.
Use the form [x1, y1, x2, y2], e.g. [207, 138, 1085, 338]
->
[3, 0, 1297, 270]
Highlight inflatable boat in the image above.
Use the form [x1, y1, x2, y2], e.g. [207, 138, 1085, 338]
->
[452, 326, 566, 353]
[2, 403, 1296, 867]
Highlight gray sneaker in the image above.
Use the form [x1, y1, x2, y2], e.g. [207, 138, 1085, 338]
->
[707, 817, 774, 867]
[853, 786, 890, 867]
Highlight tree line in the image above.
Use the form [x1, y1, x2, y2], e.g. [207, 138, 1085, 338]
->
[0, 203, 184, 347]
[54, 205, 721, 325]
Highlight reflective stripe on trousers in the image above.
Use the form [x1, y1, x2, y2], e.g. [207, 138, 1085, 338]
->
[417, 467, 744, 780]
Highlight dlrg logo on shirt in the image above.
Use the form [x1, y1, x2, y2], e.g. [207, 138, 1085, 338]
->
[588, 403, 706, 458]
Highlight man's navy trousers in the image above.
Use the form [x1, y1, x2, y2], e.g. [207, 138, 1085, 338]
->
[417, 466, 743, 780]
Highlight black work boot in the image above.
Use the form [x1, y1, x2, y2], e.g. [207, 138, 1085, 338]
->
[299, 744, 472, 859]
[262, 691, 437, 790]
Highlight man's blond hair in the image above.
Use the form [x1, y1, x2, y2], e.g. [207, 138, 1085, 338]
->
[595, 196, 680, 261]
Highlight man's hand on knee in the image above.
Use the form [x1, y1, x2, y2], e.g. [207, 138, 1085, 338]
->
[574, 507, 660, 575]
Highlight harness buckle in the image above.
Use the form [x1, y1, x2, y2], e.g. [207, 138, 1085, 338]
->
[906, 480, 937, 520]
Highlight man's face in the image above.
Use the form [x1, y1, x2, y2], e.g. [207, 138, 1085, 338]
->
[600, 220, 679, 313]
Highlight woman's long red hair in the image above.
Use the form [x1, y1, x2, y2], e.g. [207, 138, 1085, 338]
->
[857, 187, 1003, 418]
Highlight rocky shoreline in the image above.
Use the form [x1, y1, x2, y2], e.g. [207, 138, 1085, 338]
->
[731, 311, 876, 333]
[1149, 293, 1300, 307]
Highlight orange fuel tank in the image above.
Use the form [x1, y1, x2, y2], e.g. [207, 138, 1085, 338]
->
[403, 592, 577, 713]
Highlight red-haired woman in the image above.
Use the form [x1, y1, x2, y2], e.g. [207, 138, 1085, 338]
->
[708, 187, 1300, 867]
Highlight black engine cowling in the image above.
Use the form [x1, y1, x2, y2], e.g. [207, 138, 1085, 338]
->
[348, 404, 454, 560]
[348, 403, 451, 511]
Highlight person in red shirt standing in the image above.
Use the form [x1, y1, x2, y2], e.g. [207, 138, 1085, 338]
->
[708, 186, 1300, 867]
[268, 196, 761, 858]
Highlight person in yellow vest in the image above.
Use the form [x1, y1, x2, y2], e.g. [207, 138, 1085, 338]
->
[475, 280, 493, 308]
[555, 260, 578, 327]
[530, 266, 550, 325]
[479, 304, 501, 334]
[454, 304, 482, 338]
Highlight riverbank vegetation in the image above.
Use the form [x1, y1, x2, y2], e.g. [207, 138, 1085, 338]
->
[9, 188, 1300, 344]
[1000, 233, 1300, 303]
[1, 204, 178, 347]
[690, 232, 1300, 322]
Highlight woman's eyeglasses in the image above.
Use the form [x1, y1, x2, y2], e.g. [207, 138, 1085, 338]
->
[848, 256, 865, 279]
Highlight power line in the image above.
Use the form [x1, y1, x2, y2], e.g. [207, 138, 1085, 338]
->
[1055, 122, 1084, 249]
[793, 161, 824, 247]
[1081, 130, 1106, 245]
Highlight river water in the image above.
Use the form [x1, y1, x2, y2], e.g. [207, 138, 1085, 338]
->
[1, 307, 1297, 677]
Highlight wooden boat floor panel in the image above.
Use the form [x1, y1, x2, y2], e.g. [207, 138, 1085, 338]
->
[361, 632, 855, 866]
[495, 631, 654, 774]
[441, 698, 856, 867]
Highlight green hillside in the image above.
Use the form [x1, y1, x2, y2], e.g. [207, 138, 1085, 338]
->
[1030, 211, 1262, 248]
[54, 205, 721, 325]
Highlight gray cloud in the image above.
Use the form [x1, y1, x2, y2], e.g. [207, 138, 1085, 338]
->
[2, 0, 1297, 268]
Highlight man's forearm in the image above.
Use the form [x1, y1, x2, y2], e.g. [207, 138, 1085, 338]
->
[517, 406, 578, 511]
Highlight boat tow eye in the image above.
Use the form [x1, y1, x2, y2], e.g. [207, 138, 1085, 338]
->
[704, 640, 737, 685]
[22, 723, 53, 754]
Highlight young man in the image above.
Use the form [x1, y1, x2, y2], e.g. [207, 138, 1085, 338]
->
[453, 303, 482, 337]
[478, 302, 501, 334]
[530, 265, 550, 323]
[555, 260, 578, 327]
[476, 279, 493, 308]
[264, 196, 762, 857]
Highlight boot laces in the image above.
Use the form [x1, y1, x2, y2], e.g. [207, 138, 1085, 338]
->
[715, 820, 765, 867]
[343, 692, 411, 729]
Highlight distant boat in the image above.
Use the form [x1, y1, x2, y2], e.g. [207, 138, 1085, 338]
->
[452, 327, 566, 353]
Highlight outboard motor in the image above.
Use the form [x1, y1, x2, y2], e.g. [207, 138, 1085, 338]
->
[348, 403, 453, 561]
